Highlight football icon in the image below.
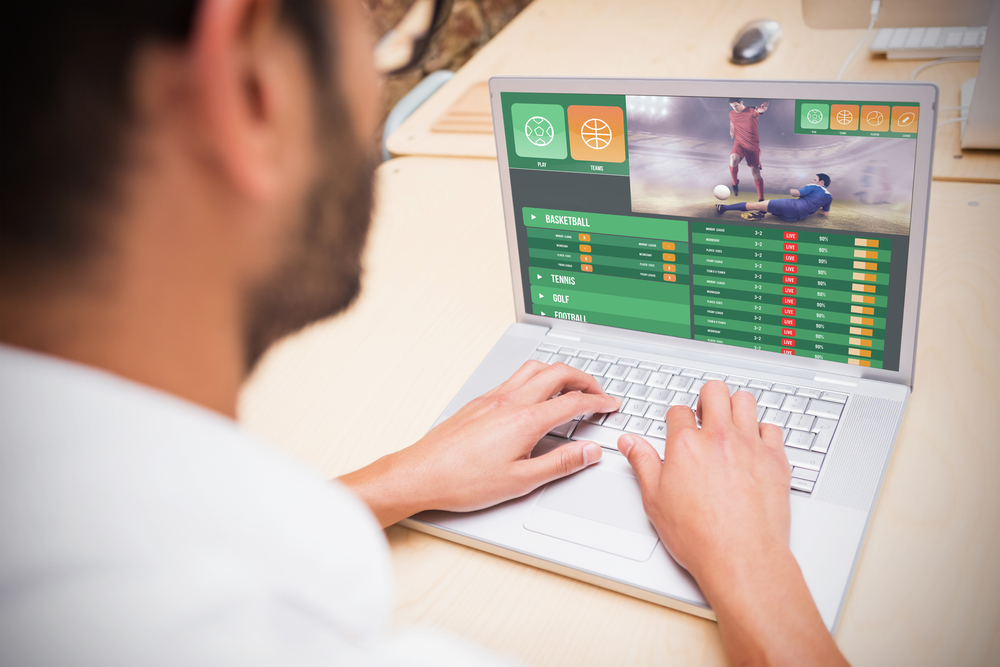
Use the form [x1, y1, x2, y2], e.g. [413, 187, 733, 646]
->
[714, 184, 731, 200]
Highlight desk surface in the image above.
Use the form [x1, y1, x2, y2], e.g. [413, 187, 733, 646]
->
[239, 157, 1000, 666]
[385, 0, 999, 184]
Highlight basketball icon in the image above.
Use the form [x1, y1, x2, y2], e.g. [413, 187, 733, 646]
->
[836, 109, 853, 126]
[581, 118, 613, 149]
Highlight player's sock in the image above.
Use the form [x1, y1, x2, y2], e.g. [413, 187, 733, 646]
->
[730, 168, 739, 194]
[721, 202, 747, 212]
[755, 178, 764, 201]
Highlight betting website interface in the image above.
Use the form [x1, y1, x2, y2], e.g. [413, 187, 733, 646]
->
[501, 92, 921, 371]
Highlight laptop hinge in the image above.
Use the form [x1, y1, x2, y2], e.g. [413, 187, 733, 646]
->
[812, 374, 859, 387]
[546, 329, 582, 342]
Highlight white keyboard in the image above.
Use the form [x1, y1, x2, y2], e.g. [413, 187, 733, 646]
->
[870, 26, 986, 59]
[531, 343, 848, 495]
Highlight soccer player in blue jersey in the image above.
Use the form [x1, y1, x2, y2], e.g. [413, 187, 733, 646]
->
[717, 173, 832, 222]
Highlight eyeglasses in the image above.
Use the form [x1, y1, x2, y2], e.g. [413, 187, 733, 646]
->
[373, 0, 454, 75]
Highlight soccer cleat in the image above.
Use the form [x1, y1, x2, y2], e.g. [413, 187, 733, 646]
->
[741, 210, 765, 220]
[715, 204, 726, 214]
[733, 180, 739, 196]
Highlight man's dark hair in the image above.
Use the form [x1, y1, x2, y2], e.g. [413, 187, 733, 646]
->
[816, 173, 831, 187]
[728, 98, 743, 104]
[0, 0, 331, 286]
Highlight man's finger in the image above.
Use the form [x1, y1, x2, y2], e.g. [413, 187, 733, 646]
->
[617, 434, 662, 497]
[730, 390, 760, 434]
[482, 359, 550, 399]
[529, 389, 621, 432]
[665, 403, 698, 437]
[511, 362, 608, 404]
[516, 439, 602, 490]
[696, 380, 733, 428]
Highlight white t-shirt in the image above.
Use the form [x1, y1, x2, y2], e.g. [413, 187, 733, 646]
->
[0, 345, 514, 666]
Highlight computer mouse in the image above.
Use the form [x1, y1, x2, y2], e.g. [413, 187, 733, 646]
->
[731, 19, 782, 65]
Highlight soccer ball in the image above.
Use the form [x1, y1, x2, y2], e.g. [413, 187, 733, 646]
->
[714, 184, 731, 200]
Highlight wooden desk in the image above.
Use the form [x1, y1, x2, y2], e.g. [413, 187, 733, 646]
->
[238, 157, 1000, 666]
[385, 0, 999, 184]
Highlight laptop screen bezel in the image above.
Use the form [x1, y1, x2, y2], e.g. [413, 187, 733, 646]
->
[489, 77, 937, 388]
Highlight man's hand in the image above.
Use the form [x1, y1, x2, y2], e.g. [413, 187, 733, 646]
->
[340, 361, 620, 527]
[617, 381, 848, 666]
[757, 101, 769, 113]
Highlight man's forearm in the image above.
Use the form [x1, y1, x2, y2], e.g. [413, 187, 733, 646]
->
[339, 451, 428, 528]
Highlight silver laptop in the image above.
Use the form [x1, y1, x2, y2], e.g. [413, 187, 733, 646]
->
[401, 77, 937, 630]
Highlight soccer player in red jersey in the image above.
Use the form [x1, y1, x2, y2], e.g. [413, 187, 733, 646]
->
[728, 98, 769, 201]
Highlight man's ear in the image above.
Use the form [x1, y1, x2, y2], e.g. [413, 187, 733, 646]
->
[189, 0, 316, 202]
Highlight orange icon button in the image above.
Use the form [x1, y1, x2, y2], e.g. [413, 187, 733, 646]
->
[830, 104, 859, 131]
[567, 105, 626, 163]
[860, 106, 890, 132]
[890, 106, 918, 133]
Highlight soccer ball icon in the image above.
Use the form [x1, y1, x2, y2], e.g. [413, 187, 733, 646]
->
[806, 108, 824, 124]
[581, 118, 613, 149]
[836, 109, 853, 125]
[525, 116, 555, 146]
[866, 110, 884, 126]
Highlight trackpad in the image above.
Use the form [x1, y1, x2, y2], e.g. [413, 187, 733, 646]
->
[523, 463, 660, 562]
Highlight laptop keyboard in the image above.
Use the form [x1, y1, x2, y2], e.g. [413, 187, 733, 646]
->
[531, 343, 847, 495]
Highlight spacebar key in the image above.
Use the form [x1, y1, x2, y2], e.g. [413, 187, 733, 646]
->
[573, 422, 666, 459]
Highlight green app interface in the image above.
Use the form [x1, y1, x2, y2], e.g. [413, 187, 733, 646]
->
[511, 103, 567, 159]
[500, 92, 920, 371]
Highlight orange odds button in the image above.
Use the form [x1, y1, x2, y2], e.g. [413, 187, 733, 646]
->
[860, 105, 890, 132]
[662, 242, 675, 251]
[662, 264, 676, 272]
[579, 244, 592, 253]
[891, 106, 919, 133]
[581, 264, 593, 272]
[578, 233, 590, 242]
[663, 273, 676, 282]
[580, 255, 592, 263]
[662, 253, 676, 261]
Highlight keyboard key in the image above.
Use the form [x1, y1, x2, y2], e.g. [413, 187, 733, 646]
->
[568, 357, 590, 370]
[638, 361, 660, 371]
[781, 395, 810, 414]
[582, 413, 607, 425]
[821, 391, 849, 404]
[585, 361, 610, 376]
[550, 354, 571, 364]
[626, 384, 652, 400]
[604, 364, 629, 380]
[577, 350, 600, 360]
[762, 409, 790, 427]
[787, 413, 815, 431]
[558, 347, 579, 357]
[645, 403, 668, 421]
[625, 417, 652, 435]
[681, 369, 704, 378]
[529, 350, 552, 363]
[603, 412, 630, 429]
[648, 388, 675, 405]
[659, 364, 682, 375]
[646, 372, 671, 388]
[757, 405, 766, 422]
[596, 377, 613, 391]
[727, 375, 750, 386]
[647, 421, 668, 438]
[572, 422, 665, 459]
[725, 383, 740, 395]
[606, 380, 630, 396]
[811, 418, 837, 453]
[702, 372, 727, 381]
[744, 387, 763, 400]
[690, 378, 708, 394]
[537, 343, 560, 353]
[625, 368, 651, 384]
[806, 399, 844, 420]
[618, 357, 640, 367]
[758, 391, 785, 408]
[622, 399, 650, 416]
[670, 392, 697, 408]
[667, 376, 694, 392]
[790, 478, 815, 493]
[772, 383, 797, 394]
[785, 430, 815, 450]
[791, 467, 819, 482]
[597, 354, 619, 363]
[749, 379, 772, 390]
[785, 447, 824, 471]
[796, 387, 822, 399]
[549, 420, 578, 438]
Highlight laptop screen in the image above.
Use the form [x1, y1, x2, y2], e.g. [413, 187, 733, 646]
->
[500, 92, 921, 371]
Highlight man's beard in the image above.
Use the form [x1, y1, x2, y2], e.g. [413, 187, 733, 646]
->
[242, 125, 377, 374]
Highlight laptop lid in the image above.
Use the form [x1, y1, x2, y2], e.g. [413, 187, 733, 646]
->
[488, 77, 937, 388]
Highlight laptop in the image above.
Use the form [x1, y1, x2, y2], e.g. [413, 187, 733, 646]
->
[400, 77, 937, 630]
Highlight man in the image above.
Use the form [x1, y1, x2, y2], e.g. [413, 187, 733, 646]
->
[717, 173, 833, 222]
[728, 97, 769, 201]
[0, 1, 848, 665]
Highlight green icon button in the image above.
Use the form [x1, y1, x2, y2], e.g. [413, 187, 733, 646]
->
[800, 103, 829, 130]
[512, 103, 568, 159]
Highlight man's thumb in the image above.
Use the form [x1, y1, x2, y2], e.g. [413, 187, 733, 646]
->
[523, 440, 602, 488]
[617, 434, 661, 494]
